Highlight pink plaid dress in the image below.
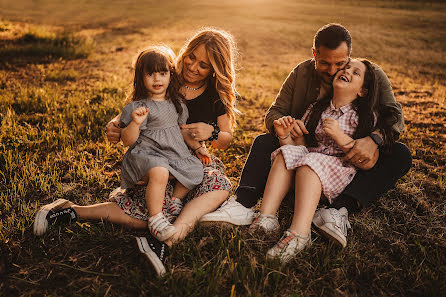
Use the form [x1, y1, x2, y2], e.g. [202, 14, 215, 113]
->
[271, 101, 359, 202]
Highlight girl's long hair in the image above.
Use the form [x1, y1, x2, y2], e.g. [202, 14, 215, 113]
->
[304, 59, 397, 150]
[128, 45, 184, 115]
[176, 28, 238, 127]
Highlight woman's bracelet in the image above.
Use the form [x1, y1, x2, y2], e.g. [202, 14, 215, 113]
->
[207, 122, 220, 141]
[278, 134, 290, 140]
[193, 145, 202, 152]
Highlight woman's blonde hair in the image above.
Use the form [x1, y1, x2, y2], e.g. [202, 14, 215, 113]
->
[176, 28, 238, 127]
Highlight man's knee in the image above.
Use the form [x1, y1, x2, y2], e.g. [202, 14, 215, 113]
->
[251, 133, 278, 154]
[391, 142, 412, 175]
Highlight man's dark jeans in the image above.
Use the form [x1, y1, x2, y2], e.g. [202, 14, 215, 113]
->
[235, 133, 412, 213]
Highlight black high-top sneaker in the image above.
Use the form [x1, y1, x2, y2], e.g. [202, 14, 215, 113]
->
[136, 236, 169, 276]
[33, 199, 77, 236]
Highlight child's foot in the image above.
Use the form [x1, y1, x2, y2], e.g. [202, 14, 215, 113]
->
[162, 197, 183, 223]
[33, 199, 77, 236]
[148, 212, 176, 241]
[266, 229, 311, 264]
[249, 213, 279, 233]
[312, 207, 351, 248]
[136, 236, 169, 276]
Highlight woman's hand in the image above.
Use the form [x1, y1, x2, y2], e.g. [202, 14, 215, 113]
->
[181, 122, 213, 141]
[106, 114, 122, 144]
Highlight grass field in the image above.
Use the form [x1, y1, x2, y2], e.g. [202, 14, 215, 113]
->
[1, 0, 445, 296]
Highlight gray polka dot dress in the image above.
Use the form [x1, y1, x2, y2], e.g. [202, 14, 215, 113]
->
[120, 99, 203, 190]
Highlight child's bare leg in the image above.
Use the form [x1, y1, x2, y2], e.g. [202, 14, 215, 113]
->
[72, 203, 147, 229]
[289, 165, 322, 236]
[172, 182, 189, 200]
[145, 167, 170, 216]
[165, 190, 229, 246]
[260, 152, 295, 215]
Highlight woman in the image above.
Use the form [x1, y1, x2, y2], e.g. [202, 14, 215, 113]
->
[34, 28, 238, 276]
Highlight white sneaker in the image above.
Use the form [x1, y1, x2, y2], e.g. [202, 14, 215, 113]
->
[312, 207, 351, 248]
[249, 213, 279, 233]
[266, 229, 311, 264]
[199, 195, 255, 225]
[148, 213, 176, 241]
[163, 197, 183, 223]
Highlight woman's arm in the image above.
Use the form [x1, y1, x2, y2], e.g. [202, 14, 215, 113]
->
[212, 113, 232, 149]
[180, 113, 233, 150]
[106, 113, 122, 143]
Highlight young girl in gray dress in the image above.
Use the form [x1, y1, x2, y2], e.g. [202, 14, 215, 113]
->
[120, 46, 208, 241]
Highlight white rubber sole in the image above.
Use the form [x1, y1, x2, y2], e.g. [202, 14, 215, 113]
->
[199, 213, 255, 226]
[33, 198, 71, 236]
[312, 218, 346, 248]
[136, 237, 166, 276]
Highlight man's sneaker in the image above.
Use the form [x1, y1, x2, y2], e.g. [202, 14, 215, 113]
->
[266, 229, 311, 264]
[249, 213, 280, 233]
[312, 207, 351, 248]
[162, 197, 183, 223]
[148, 212, 176, 241]
[199, 195, 255, 225]
[33, 199, 76, 236]
[136, 236, 169, 276]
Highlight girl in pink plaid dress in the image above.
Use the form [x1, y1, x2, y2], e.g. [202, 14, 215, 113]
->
[250, 59, 396, 263]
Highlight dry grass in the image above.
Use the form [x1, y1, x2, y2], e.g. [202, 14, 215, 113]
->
[1, 0, 445, 296]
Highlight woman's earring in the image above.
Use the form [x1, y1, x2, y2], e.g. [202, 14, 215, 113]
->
[212, 72, 216, 78]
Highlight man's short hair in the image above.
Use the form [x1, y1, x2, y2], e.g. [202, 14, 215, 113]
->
[313, 23, 352, 54]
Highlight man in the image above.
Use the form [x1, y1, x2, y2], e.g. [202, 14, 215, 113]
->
[200, 23, 412, 248]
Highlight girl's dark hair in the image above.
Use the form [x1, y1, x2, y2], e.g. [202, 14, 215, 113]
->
[304, 59, 397, 151]
[128, 45, 184, 115]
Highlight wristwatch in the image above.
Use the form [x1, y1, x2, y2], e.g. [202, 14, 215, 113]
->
[370, 133, 383, 148]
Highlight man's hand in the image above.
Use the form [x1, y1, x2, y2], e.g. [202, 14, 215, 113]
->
[106, 117, 122, 144]
[181, 122, 213, 141]
[344, 136, 378, 167]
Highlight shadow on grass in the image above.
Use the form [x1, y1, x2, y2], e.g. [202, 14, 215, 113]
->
[0, 28, 95, 65]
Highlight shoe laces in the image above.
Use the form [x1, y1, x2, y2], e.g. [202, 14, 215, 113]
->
[164, 198, 183, 214]
[278, 230, 296, 248]
[331, 210, 351, 236]
[150, 214, 172, 235]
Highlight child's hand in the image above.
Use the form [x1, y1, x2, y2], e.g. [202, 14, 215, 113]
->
[322, 118, 342, 139]
[273, 116, 295, 139]
[132, 107, 149, 125]
[195, 146, 211, 165]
